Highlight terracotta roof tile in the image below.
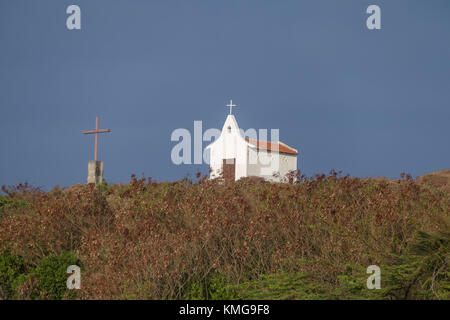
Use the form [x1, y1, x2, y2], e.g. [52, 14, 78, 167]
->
[245, 138, 298, 155]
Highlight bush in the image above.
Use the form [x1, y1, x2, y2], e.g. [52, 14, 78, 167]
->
[31, 251, 80, 300]
[0, 196, 28, 213]
[233, 272, 330, 300]
[183, 274, 238, 300]
[0, 174, 448, 299]
[381, 231, 450, 299]
[0, 250, 81, 300]
[0, 250, 27, 299]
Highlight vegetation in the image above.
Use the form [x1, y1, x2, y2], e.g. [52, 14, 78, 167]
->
[0, 171, 448, 299]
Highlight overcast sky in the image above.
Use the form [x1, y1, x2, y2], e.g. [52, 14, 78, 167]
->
[1, 0, 449, 189]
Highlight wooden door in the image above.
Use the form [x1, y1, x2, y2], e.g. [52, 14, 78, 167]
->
[222, 158, 235, 181]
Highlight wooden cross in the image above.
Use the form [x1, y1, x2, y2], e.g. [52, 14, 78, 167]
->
[227, 99, 236, 115]
[82, 116, 111, 162]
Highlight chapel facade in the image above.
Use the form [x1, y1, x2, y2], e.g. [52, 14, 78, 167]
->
[205, 102, 298, 182]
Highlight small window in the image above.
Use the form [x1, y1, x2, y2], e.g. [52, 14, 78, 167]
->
[227, 126, 231, 133]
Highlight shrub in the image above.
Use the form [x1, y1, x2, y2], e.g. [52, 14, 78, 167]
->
[381, 231, 450, 299]
[31, 251, 80, 300]
[0, 196, 28, 213]
[0, 250, 27, 299]
[183, 274, 238, 300]
[233, 272, 330, 300]
[0, 173, 448, 299]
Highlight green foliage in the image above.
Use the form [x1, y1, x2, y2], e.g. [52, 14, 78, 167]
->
[233, 273, 330, 300]
[230, 270, 382, 300]
[381, 231, 450, 299]
[332, 271, 384, 300]
[31, 251, 80, 300]
[0, 250, 81, 300]
[119, 280, 154, 300]
[184, 281, 204, 300]
[184, 274, 238, 300]
[96, 181, 111, 193]
[0, 250, 27, 299]
[0, 196, 28, 212]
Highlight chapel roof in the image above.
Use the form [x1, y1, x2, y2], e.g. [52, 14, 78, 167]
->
[245, 138, 298, 155]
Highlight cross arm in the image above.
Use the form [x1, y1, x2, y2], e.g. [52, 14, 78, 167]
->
[82, 129, 111, 134]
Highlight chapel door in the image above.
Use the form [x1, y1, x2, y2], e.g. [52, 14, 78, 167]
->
[222, 158, 235, 182]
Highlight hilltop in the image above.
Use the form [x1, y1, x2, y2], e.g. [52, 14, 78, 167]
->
[416, 170, 450, 193]
[0, 172, 449, 300]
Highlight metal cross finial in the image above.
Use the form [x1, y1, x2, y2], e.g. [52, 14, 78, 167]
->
[82, 116, 111, 162]
[227, 99, 236, 115]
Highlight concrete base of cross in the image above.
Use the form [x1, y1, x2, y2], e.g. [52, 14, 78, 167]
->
[87, 160, 104, 185]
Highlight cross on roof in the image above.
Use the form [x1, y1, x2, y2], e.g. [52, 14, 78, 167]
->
[82, 116, 111, 162]
[227, 99, 236, 115]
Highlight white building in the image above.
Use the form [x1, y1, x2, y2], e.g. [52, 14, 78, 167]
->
[205, 101, 298, 182]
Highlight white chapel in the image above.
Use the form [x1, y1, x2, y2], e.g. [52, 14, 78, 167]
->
[205, 100, 298, 182]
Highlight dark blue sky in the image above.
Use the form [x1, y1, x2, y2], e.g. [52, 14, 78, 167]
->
[1, 0, 449, 189]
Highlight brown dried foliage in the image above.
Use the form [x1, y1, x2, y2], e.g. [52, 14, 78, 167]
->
[0, 172, 448, 299]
